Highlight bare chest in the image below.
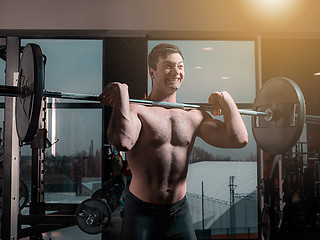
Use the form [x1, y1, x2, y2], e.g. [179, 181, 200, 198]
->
[138, 107, 198, 147]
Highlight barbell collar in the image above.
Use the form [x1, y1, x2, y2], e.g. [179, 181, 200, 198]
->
[305, 115, 320, 124]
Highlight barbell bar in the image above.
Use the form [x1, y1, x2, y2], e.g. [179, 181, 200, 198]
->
[5, 43, 320, 156]
[0, 85, 270, 116]
[42, 91, 320, 123]
[1, 77, 319, 122]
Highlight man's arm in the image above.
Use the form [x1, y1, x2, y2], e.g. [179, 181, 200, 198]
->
[197, 91, 248, 148]
[100, 82, 141, 151]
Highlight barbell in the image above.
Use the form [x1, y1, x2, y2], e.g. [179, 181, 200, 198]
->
[2, 43, 320, 155]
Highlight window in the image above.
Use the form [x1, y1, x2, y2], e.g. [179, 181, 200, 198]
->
[20, 39, 103, 202]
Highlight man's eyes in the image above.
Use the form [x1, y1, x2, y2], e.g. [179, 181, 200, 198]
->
[163, 64, 184, 69]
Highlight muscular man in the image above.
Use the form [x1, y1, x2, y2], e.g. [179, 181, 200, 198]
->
[99, 43, 248, 240]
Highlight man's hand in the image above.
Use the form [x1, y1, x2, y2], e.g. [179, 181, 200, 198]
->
[99, 82, 129, 107]
[208, 91, 226, 116]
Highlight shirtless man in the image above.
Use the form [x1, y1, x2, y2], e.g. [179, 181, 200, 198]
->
[99, 43, 248, 240]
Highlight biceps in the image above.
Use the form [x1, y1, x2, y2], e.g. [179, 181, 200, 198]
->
[197, 119, 230, 148]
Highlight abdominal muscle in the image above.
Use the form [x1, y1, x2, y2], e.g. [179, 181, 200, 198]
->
[127, 143, 191, 204]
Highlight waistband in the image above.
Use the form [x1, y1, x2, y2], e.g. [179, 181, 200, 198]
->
[126, 191, 187, 215]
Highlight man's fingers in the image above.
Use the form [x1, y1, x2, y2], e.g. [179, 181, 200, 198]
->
[208, 92, 222, 116]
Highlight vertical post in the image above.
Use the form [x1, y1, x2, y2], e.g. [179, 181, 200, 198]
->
[2, 36, 20, 240]
[29, 98, 46, 239]
[229, 176, 236, 237]
[258, 148, 264, 240]
[202, 181, 204, 231]
[277, 154, 285, 230]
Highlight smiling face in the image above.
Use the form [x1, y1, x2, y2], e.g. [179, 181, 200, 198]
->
[149, 53, 185, 95]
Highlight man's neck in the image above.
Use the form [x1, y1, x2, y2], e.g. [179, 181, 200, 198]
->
[147, 90, 177, 102]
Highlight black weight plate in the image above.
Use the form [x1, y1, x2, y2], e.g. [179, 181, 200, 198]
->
[16, 44, 44, 142]
[91, 188, 103, 199]
[252, 77, 305, 155]
[75, 198, 112, 235]
[101, 190, 118, 212]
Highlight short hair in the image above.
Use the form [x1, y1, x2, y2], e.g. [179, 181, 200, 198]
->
[148, 43, 184, 70]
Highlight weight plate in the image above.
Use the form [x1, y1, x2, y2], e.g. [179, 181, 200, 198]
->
[252, 77, 305, 155]
[91, 188, 103, 199]
[75, 198, 112, 235]
[101, 190, 118, 212]
[16, 44, 44, 142]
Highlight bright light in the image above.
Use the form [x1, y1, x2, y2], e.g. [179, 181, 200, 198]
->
[202, 47, 214, 51]
[242, 0, 302, 27]
[257, 0, 291, 9]
[194, 66, 203, 70]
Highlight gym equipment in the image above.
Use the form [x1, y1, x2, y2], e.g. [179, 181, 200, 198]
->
[92, 176, 125, 213]
[75, 198, 112, 235]
[1, 43, 320, 155]
[252, 77, 307, 155]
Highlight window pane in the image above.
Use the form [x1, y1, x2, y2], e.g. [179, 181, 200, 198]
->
[21, 39, 102, 102]
[17, 39, 103, 205]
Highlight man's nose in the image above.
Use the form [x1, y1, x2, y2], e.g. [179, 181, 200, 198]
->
[172, 66, 180, 74]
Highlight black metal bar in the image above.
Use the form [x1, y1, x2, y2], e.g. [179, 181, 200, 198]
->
[45, 203, 79, 212]
[0, 85, 25, 97]
[19, 215, 76, 239]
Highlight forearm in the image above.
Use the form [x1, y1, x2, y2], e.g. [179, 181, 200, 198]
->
[101, 83, 140, 151]
[107, 103, 136, 151]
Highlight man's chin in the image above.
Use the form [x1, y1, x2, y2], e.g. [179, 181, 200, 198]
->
[168, 83, 181, 90]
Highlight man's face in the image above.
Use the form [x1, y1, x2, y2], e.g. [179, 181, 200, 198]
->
[150, 53, 185, 93]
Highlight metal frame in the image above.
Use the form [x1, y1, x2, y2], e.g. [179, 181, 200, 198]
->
[2, 36, 20, 240]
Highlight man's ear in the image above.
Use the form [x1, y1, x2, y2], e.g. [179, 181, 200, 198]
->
[149, 67, 155, 85]
[149, 67, 155, 79]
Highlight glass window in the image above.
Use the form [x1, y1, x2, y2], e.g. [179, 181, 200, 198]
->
[21, 39, 103, 102]
[19, 39, 103, 204]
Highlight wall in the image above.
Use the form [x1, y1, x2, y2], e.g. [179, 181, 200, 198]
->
[261, 38, 320, 153]
[1, 0, 320, 36]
